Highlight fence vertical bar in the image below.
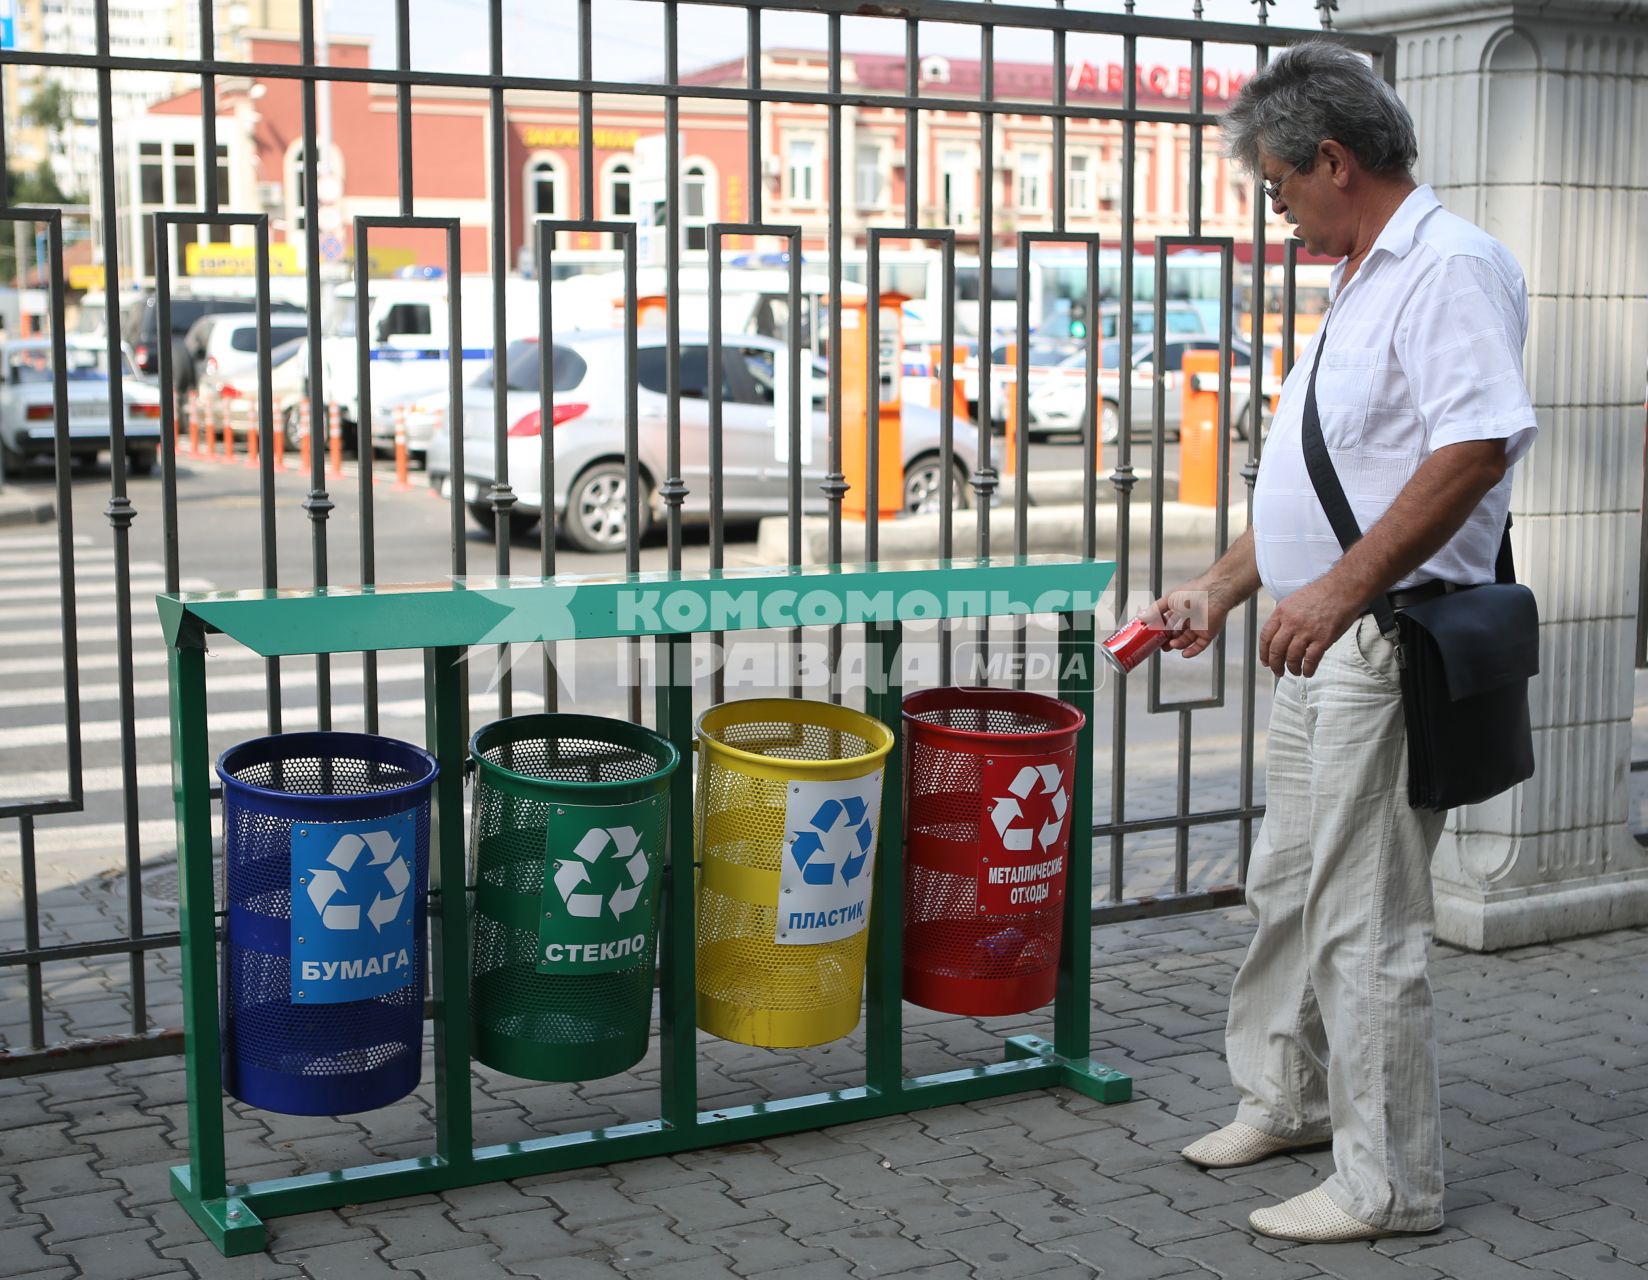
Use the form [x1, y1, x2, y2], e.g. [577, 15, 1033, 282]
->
[427, 646, 474, 1165]
[865, 620, 905, 1096]
[1054, 609, 1096, 1063]
[656, 633, 699, 1132]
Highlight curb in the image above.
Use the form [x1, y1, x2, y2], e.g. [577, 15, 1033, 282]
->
[754, 498, 1248, 565]
[0, 493, 55, 528]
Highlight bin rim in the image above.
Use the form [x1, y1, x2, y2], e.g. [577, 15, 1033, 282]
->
[215, 730, 439, 809]
[469, 711, 681, 795]
[695, 697, 894, 772]
[901, 685, 1086, 747]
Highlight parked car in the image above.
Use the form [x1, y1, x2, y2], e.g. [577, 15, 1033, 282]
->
[1029, 335, 1262, 443]
[187, 312, 310, 412]
[119, 291, 303, 394]
[0, 339, 163, 474]
[426, 331, 990, 553]
[960, 336, 1082, 428]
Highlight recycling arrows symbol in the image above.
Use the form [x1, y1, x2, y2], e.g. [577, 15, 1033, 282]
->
[552, 825, 649, 920]
[790, 795, 875, 886]
[989, 764, 1069, 852]
[306, 829, 411, 932]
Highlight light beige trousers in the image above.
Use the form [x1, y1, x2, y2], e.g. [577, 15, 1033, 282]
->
[1228, 613, 1447, 1231]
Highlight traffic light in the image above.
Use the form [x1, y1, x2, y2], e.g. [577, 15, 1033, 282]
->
[1069, 299, 1088, 339]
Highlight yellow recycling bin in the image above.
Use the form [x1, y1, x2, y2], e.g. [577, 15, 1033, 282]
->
[694, 698, 895, 1048]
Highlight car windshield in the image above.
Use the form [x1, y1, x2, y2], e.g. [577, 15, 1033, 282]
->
[6, 346, 109, 383]
[476, 340, 588, 393]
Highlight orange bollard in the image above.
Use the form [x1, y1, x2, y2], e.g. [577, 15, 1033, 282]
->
[951, 344, 970, 425]
[220, 404, 235, 463]
[1001, 342, 1019, 478]
[299, 401, 312, 473]
[328, 403, 343, 477]
[394, 404, 411, 490]
[187, 391, 201, 457]
[203, 398, 218, 458]
[245, 411, 260, 468]
[1179, 349, 1222, 507]
[272, 413, 286, 471]
[1270, 346, 1284, 415]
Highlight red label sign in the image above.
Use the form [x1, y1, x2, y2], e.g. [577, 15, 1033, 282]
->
[1066, 60, 1249, 104]
[978, 753, 1075, 916]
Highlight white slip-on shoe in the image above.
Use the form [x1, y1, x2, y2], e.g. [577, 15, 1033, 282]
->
[1248, 1186, 1421, 1243]
[1180, 1121, 1331, 1169]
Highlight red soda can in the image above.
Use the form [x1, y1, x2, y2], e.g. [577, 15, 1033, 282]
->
[1101, 615, 1175, 675]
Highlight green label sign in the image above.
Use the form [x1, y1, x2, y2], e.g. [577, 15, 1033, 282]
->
[537, 796, 666, 974]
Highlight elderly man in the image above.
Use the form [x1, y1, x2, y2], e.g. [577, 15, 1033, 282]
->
[1156, 42, 1538, 1243]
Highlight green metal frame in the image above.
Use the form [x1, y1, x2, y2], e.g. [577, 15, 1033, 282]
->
[160, 555, 1127, 1256]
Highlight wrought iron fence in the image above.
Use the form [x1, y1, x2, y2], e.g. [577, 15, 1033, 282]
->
[0, 0, 1389, 1075]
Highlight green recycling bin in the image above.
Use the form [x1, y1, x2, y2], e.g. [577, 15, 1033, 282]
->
[469, 714, 680, 1081]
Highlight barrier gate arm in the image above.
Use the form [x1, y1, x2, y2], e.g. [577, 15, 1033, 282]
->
[157, 555, 1129, 1256]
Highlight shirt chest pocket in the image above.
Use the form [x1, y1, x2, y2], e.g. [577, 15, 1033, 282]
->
[1314, 347, 1378, 449]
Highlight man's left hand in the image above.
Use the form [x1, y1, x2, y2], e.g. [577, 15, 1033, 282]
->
[1258, 576, 1364, 678]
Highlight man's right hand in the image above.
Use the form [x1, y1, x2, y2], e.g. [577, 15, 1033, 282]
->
[1144, 580, 1231, 660]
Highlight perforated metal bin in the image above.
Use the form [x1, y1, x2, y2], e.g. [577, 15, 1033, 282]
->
[694, 698, 895, 1049]
[469, 714, 679, 1082]
[217, 732, 437, 1116]
[902, 687, 1085, 1016]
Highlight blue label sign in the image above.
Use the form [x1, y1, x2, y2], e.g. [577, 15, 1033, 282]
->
[290, 809, 418, 1004]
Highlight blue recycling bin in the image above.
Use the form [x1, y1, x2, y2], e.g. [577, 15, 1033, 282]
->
[217, 732, 438, 1115]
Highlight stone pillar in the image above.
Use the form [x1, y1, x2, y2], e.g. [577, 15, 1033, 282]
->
[1348, 0, 1648, 949]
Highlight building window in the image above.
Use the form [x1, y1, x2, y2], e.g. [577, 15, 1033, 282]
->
[216, 143, 229, 205]
[529, 157, 563, 218]
[787, 137, 818, 205]
[1015, 147, 1047, 211]
[606, 160, 632, 218]
[941, 146, 974, 227]
[855, 142, 886, 210]
[174, 142, 197, 206]
[1068, 152, 1094, 213]
[140, 142, 163, 205]
[683, 160, 714, 252]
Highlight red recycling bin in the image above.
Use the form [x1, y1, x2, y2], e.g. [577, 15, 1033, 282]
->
[901, 687, 1086, 1016]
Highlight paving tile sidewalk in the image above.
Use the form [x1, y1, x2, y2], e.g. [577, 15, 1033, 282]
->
[3, 911, 1645, 1280]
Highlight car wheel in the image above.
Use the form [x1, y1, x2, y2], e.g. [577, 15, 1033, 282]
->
[903, 454, 971, 516]
[564, 462, 649, 554]
[1099, 401, 1122, 445]
[281, 405, 304, 452]
[128, 448, 157, 477]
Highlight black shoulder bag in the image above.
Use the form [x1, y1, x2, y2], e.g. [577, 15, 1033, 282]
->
[1299, 324, 1539, 811]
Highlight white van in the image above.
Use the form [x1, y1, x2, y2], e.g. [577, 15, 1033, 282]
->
[320, 276, 541, 431]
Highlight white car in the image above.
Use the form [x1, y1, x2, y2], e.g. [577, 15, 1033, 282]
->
[1029, 335, 1263, 443]
[426, 330, 990, 553]
[190, 312, 309, 413]
[0, 339, 162, 474]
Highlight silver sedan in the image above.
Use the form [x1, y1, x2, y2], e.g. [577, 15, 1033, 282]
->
[426, 331, 989, 552]
[0, 340, 163, 475]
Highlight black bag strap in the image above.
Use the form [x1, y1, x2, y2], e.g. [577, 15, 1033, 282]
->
[1299, 314, 1516, 641]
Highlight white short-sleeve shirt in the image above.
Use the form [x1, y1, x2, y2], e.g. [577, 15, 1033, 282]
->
[1252, 185, 1538, 601]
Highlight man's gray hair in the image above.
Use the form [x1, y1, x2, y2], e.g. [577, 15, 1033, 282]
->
[1221, 40, 1418, 178]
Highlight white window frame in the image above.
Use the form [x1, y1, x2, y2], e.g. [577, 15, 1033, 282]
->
[1068, 150, 1096, 214]
[1015, 146, 1048, 212]
[855, 139, 889, 211]
[524, 152, 567, 225]
[602, 154, 634, 220]
[940, 145, 976, 227]
[786, 135, 821, 207]
[683, 156, 718, 253]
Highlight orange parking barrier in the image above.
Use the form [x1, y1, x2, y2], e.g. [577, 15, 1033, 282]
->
[187, 391, 202, 457]
[221, 405, 235, 463]
[204, 399, 218, 458]
[272, 416, 286, 471]
[245, 414, 260, 469]
[1001, 343, 1019, 478]
[299, 402, 313, 474]
[1271, 347, 1284, 414]
[394, 405, 411, 490]
[1179, 350, 1222, 508]
[328, 402, 343, 477]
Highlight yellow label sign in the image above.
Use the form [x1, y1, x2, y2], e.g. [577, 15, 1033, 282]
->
[69, 264, 105, 291]
[185, 242, 303, 277]
[521, 126, 640, 150]
[358, 247, 419, 277]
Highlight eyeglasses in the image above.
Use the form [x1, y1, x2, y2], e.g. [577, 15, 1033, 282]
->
[1262, 163, 1300, 204]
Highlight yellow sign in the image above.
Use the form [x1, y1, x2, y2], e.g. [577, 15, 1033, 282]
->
[520, 126, 640, 150]
[69, 264, 106, 291]
[185, 242, 303, 277]
[359, 247, 419, 278]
